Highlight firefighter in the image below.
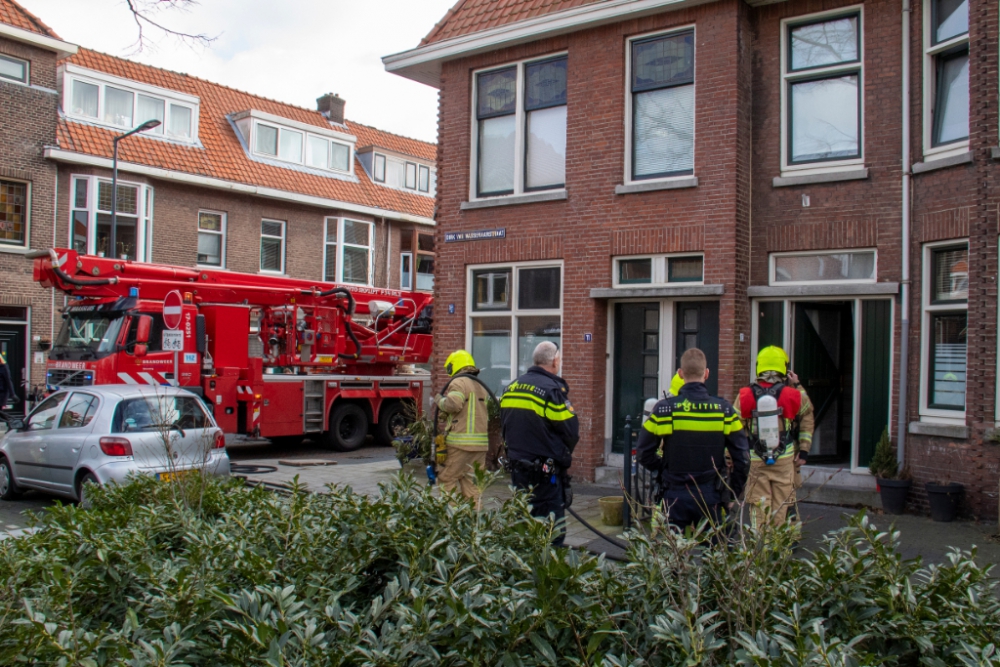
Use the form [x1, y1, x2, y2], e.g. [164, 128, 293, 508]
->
[0, 352, 16, 412]
[500, 341, 579, 547]
[735, 346, 805, 525]
[637, 348, 750, 531]
[436, 350, 491, 507]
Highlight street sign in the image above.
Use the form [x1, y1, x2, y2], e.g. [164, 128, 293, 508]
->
[163, 290, 183, 330]
[162, 330, 184, 352]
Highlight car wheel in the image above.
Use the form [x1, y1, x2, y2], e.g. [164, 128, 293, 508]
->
[77, 472, 99, 509]
[0, 457, 21, 501]
[375, 401, 411, 447]
[323, 403, 368, 452]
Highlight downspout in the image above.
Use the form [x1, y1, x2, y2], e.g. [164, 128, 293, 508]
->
[896, 0, 912, 466]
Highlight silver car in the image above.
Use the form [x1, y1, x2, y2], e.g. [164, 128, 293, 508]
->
[0, 385, 230, 504]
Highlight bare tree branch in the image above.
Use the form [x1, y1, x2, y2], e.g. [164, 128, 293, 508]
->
[122, 0, 217, 53]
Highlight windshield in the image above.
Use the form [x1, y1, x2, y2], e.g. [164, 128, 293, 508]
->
[51, 313, 126, 361]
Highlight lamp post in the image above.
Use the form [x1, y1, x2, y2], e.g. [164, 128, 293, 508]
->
[110, 119, 160, 259]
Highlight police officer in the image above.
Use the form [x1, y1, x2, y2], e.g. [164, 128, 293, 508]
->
[500, 341, 579, 546]
[637, 348, 750, 531]
[436, 350, 492, 507]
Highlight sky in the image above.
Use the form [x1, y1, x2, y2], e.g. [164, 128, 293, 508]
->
[18, 0, 455, 143]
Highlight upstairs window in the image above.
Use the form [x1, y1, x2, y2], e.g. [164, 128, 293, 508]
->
[925, 0, 969, 151]
[400, 230, 434, 291]
[69, 175, 153, 261]
[783, 11, 862, 167]
[0, 54, 28, 84]
[629, 30, 695, 181]
[324, 218, 373, 285]
[0, 179, 28, 248]
[197, 211, 226, 267]
[260, 219, 286, 274]
[418, 165, 430, 192]
[405, 162, 417, 190]
[474, 55, 567, 198]
[373, 153, 386, 182]
[250, 119, 353, 174]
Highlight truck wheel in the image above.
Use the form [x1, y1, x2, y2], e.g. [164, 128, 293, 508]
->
[325, 403, 368, 452]
[375, 402, 410, 447]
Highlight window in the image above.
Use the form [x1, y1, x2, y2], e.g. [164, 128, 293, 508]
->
[418, 165, 431, 192]
[323, 218, 373, 285]
[197, 211, 226, 267]
[256, 123, 278, 155]
[612, 254, 704, 287]
[782, 12, 862, 167]
[373, 153, 386, 182]
[250, 119, 352, 173]
[468, 263, 562, 393]
[69, 176, 153, 261]
[922, 242, 968, 415]
[924, 0, 969, 152]
[62, 68, 198, 141]
[771, 250, 876, 284]
[629, 30, 695, 180]
[0, 179, 28, 247]
[400, 253, 412, 290]
[26, 393, 66, 431]
[0, 54, 28, 84]
[405, 162, 418, 189]
[260, 219, 286, 273]
[474, 55, 567, 198]
[399, 230, 434, 291]
[58, 393, 99, 429]
[112, 395, 209, 433]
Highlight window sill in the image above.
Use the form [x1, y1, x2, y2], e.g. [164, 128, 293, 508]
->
[772, 168, 869, 188]
[912, 151, 972, 174]
[460, 189, 567, 210]
[615, 176, 698, 194]
[908, 420, 967, 440]
[0, 244, 31, 255]
[748, 282, 898, 298]
[590, 284, 724, 299]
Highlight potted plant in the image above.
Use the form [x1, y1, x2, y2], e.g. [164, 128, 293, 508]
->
[924, 445, 966, 522]
[868, 427, 911, 515]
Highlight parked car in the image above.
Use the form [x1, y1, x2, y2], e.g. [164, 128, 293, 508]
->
[0, 385, 230, 505]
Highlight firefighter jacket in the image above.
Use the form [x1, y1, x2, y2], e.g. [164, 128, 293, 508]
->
[637, 382, 750, 498]
[500, 366, 579, 469]
[734, 379, 805, 462]
[791, 384, 815, 455]
[436, 374, 491, 450]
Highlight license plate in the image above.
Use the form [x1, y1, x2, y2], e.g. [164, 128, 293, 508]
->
[158, 470, 193, 482]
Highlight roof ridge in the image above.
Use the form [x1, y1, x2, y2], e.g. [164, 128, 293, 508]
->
[0, 0, 61, 38]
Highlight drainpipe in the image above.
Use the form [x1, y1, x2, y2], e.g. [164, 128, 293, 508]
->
[896, 0, 912, 466]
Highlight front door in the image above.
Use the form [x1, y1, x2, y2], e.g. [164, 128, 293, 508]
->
[611, 302, 659, 454]
[0, 322, 26, 417]
[675, 302, 720, 396]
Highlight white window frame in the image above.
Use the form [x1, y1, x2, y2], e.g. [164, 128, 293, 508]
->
[196, 210, 226, 269]
[768, 248, 878, 285]
[61, 65, 199, 143]
[919, 239, 969, 422]
[922, 0, 970, 160]
[322, 217, 374, 286]
[400, 252, 412, 290]
[0, 177, 31, 253]
[469, 52, 568, 202]
[0, 53, 29, 86]
[247, 115, 354, 175]
[373, 153, 387, 182]
[404, 162, 418, 190]
[466, 260, 564, 390]
[779, 6, 865, 176]
[68, 175, 154, 261]
[624, 25, 698, 186]
[612, 253, 705, 288]
[418, 165, 431, 192]
[259, 218, 286, 275]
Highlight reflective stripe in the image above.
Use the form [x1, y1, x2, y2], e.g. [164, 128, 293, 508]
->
[501, 397, 547, 418]
[501, 392, 576, 422]
[644, 418, 673, 436]
[545, 405, 576, 422]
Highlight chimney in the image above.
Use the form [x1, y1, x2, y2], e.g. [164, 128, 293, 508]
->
[317, 92, 346, 124]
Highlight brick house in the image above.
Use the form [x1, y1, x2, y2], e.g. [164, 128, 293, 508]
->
[0, 0, 438, 415]
[387, 0, 1000, 517]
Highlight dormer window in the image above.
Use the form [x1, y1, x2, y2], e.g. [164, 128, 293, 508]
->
[62, 65, 199, 142]
[360, 149, 435, 196]
[234, 109, 355, 176]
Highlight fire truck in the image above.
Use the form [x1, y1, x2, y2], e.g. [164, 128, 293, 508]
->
[30, 248, 433, 451]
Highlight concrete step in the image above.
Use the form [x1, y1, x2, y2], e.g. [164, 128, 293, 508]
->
[799, 466, 881, 508]
[594, 466, 624, 488]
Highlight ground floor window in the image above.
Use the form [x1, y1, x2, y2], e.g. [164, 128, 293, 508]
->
[921, 241, 968, 416]
[467, 262, 562, 393]
[0, 179, 28, 247]
[70, 175, 153, 261]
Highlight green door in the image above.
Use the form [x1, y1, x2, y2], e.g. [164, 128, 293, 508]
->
[0, 323, 26, 417]
[857, 300, 891, 467]
[675, 302, 720, 396]
[612, 303, 659, 454]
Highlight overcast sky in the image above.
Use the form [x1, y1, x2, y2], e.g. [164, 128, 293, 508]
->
[18, 0, 453, 143]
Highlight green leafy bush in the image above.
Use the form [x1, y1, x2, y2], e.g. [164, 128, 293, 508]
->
[1, 474, 998, 666]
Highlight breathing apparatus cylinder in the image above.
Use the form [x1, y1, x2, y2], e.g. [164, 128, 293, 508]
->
[642, 397, 658, 424]
[755, 393, 782, 465]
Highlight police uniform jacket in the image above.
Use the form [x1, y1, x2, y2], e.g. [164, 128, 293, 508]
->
[636, 382, 750, 497]
[500, 366, 579, 469]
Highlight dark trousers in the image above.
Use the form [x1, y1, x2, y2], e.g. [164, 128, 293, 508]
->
[663, 483, 722, 531]
[511, 468, 565, 547]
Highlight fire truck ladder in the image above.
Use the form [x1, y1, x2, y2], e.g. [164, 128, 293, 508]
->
[302, 379, 325, 434]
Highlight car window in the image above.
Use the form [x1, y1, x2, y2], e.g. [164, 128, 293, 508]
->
[112, 395, 210, 433]
[175, 396, 209, 430]
[113, 398, 156, 433]
[25, 393, 67, 431]
[59, 393, 99, 429]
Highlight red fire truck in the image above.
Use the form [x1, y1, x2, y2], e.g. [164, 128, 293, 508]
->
[30, 248, 433, 451]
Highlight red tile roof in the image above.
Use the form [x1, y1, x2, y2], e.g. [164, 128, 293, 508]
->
[421, 0, 607, 45]
[57, 48, 435, 221]
[0, 0, 60, 38]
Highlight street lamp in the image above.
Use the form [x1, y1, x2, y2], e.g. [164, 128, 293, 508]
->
[110, 118, 160, 259]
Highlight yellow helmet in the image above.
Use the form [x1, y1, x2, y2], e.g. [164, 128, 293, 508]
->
[444, 349, 476, 376]
[756, 345, 788, 376]
[669, 372, 685, 396]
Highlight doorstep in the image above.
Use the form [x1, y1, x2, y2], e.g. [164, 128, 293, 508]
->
[594, 466, 625, 488]
[799, 465, 881, 508]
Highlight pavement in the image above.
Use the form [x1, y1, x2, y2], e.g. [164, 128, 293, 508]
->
[2, 437, 999, 566]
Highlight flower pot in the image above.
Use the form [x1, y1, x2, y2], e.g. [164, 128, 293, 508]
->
[598, 496, 624, 526]
[877, 478, 911, 515]
[925, 482, 964, 522]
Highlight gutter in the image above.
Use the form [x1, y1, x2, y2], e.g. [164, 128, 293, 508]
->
[43, 147, 436, 227]
[896, 0, 912, 466]
[0, 23, 76, 58]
